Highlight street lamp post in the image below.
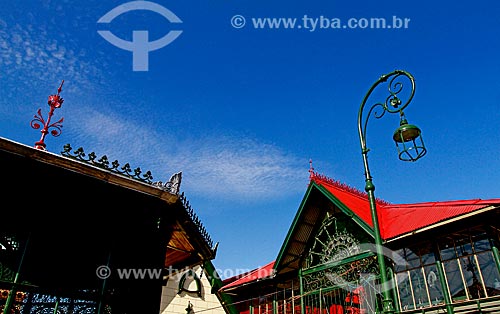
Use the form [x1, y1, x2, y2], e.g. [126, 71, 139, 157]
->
[357, 70, 426, 313]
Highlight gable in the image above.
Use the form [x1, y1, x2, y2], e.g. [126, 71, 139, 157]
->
[274, 180, 376, 276]
[274, 170, 500, 276]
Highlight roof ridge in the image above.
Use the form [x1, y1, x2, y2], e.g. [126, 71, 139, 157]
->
[309, 170, 392, 206]
[385, 198, 500, 208]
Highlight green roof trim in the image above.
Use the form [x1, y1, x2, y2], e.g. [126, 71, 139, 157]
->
[313, 182, 375, 238]
[203, 260, 239, 314]
[274, 183, 315, 270]
[274, 181, 376, 273]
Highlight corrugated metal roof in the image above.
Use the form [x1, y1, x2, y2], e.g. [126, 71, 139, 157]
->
[220, 261, 275, 291]
[381, 200, 497, 239]
[312, 174, 500, 240]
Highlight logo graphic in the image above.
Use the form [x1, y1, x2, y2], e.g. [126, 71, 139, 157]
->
[97, 1, 183, 71]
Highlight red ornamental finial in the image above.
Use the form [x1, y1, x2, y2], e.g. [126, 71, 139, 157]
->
[309, 159, 315, 179]
[31, 80, 65, 150]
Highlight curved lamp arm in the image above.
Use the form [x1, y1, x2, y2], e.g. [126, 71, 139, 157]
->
[355, 70, 419, 314]
[357, 70, 422, 183]
[357, 70, 416, 158]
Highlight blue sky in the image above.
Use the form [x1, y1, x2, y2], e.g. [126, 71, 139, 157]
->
[1, 0, 500, 277]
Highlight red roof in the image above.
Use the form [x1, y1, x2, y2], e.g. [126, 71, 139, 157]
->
[311, 172, 500, 240]
[221, 261, 275, 291]
[221, 173, 500, 291]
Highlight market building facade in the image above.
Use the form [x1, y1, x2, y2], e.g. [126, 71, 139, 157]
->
[220, 170, 500, 314]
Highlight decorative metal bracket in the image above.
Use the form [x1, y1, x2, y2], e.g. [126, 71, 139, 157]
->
[152, 171, 182, 195]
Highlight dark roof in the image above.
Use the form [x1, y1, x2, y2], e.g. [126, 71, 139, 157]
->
[0, 137, 216, 286]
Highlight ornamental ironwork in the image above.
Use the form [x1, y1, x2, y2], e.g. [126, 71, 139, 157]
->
[60, 144, 181, 194]
[179, 192, 214, 250]
[302, 256, 379, 292]
[303, 214, 380, 294]
[306, 215, 361, 268]
[0, 262, 16, 283]
[31, 80, 65, 151]
[309, 167, 391, 206]
[325, 256, 379, 287]
[0, 292, 111, 314]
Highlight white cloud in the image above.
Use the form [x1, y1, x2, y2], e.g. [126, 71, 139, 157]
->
[176, 136, 307, 200]
[0, 13, 308, 203]
[64, 106, 308, 202]
[0, 19, 102, 97]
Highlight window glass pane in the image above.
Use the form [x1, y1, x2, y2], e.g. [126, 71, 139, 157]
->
[409, 268, 429, 308]
[405, 248, 420, 269]
[473, 237, 491, 253]
[421, 250, 436, 265]
[407, 258, 421, 269]
[423, 265, 444, 305]
[396, 272, 415, 311]
[476, 251, 500, 297]
[444, 260, 467, 301]
[460, 256, 485, 299]
[416, 242, 435, 265]
[394, 249, 407, 272]
[439, 239, 457, 260]
[403, 248, 416, 259]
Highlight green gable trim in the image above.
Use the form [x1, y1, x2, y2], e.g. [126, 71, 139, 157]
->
[203, 260, 239, 314]
[312, 182, 375, 239]
[274, 183, 316, 271]
[275, 181, 377, 273]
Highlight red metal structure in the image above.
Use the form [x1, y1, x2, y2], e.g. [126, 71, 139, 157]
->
[31, 80, 65, 150]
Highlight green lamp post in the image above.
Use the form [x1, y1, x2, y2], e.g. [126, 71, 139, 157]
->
[357, 70, 426, 313]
